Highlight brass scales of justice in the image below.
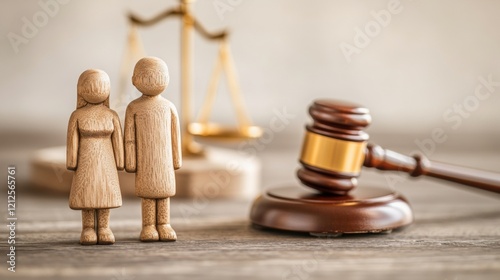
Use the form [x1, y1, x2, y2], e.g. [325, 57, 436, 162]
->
[30, 0, 263, 199]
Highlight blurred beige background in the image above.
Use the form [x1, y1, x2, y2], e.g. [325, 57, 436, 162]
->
[1, 0, 499, 154]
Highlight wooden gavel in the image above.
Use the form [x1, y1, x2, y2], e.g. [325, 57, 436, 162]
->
[297, 99, 500, 195]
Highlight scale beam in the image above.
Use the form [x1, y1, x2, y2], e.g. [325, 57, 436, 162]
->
[126, 0, 260, 156]
[129, 8, 228, 40]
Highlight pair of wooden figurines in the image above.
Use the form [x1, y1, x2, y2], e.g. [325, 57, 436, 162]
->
[66, 57, 181, 245]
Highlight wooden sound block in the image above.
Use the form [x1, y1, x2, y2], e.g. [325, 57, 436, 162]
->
[30, 146, 260, 199]
[250, 186, 413, 235]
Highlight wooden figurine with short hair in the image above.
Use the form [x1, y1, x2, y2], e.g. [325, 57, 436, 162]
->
[124, 57, 182, 242]
[67, 69, 124, 245]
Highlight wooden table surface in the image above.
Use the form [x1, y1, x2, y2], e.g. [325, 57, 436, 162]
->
[1, 134, 500, 280]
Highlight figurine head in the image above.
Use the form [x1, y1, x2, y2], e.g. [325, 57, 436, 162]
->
[77, 69, 110, 108]
[132, 57, 169, 96]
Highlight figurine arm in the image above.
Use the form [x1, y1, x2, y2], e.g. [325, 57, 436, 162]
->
[124, 105, 137, 173]
[111, 111, 124, 171]
[66, 112, 79, 171]
[171, 105, 182, 170]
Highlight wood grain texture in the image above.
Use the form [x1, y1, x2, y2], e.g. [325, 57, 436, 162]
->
[30, 146, 261, 199]
[124, 57, 181, 242]
[66, 69, 124, 245]
[125, 57, 181, 198]
[67, 69, 124, 210]
[3, 182, 500, 280]
[2, 147, 500, 279]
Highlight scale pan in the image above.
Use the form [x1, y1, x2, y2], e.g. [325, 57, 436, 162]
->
[189, 122, 263, 141]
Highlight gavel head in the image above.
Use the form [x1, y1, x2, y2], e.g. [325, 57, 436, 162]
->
[297, 99, 371, 195]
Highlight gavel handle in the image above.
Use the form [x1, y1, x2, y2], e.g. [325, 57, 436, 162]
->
[364, 143, 500, 194]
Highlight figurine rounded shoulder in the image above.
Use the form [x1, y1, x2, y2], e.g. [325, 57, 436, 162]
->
[126, 94, 175, 112]
[70, 104, 119, 130]
[72, 103, 118, 114]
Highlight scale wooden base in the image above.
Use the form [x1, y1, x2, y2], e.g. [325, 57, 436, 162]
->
[250, 185, 413, 236]
[31, 146, 260, 199]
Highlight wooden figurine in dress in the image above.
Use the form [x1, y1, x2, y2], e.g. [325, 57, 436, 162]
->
[67, 69, 124, 245]
[124, 57, 182, 242]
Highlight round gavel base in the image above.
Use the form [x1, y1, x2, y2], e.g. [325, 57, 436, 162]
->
[250, 186, 413, 236]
